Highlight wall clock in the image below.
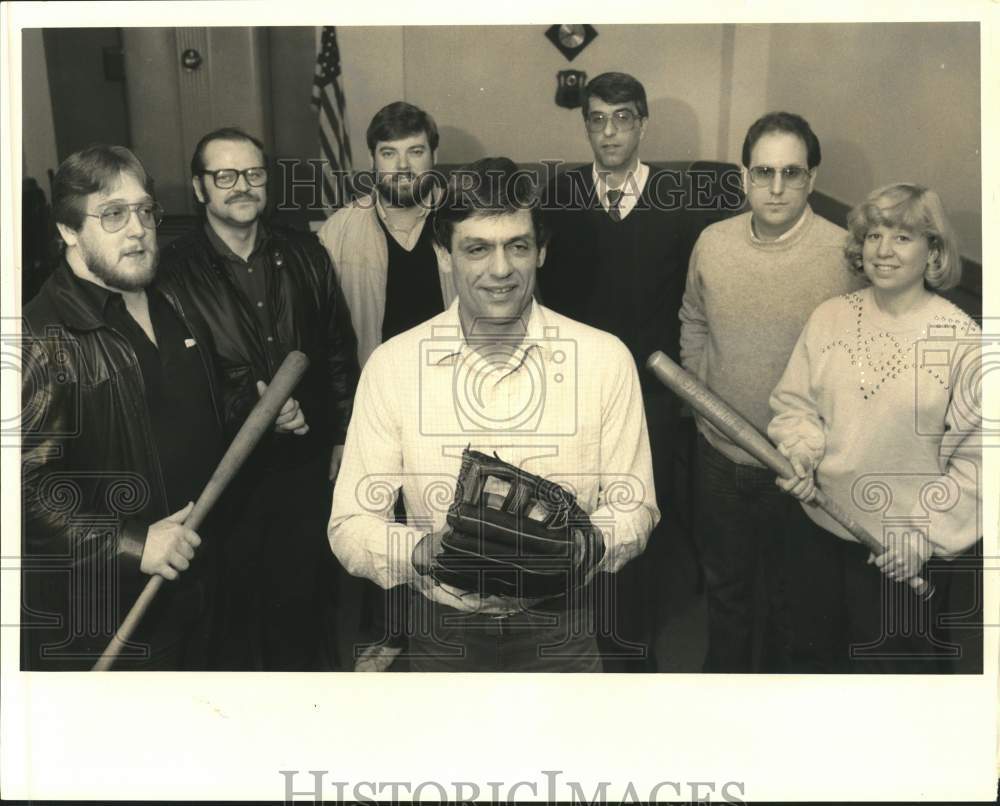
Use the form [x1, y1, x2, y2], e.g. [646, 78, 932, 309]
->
[545, 24, 598, 61]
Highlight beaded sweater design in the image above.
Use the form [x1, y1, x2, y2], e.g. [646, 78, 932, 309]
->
[819, 291, 977, 402]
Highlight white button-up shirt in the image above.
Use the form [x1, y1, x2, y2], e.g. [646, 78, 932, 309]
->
[593, 161, 649, 221]
[328, 298, 659, 591]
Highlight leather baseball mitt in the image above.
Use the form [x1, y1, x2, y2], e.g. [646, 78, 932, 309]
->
[412, 448, 605, 600]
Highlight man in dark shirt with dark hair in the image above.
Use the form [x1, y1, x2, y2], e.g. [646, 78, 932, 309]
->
[158, 127, 359, 671]
[21, 145, 229, 670]
[319, 101, 453, 368]
[539, 72, 739, 671]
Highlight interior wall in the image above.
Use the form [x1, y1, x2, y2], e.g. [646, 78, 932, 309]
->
[725, 24, 772, 162]
[21, 22, 983, 263]
[122, 29, 187, 213]
[335, 25, 728, 165]
[337, 26, 405, 169]
[42, 28, 132, 163]
[400, 24, 728, 165]
[764, 22, 981, 262]
[21, 29, 59, 190]
[123, 27, 273, 215]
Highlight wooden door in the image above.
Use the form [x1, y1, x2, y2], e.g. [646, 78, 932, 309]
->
[122, 27, 272, 216]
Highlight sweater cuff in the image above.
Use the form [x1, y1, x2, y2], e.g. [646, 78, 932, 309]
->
[117, 517, 150, 579]
[777, 432, 825, 467]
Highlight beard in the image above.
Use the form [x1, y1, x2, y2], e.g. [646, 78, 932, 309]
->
[82, 240, 158, 292]
[376, 171, 438, 208]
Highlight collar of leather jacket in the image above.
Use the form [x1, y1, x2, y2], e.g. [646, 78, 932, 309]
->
[44, 260, 186, 336]
[44, 261, 115, 332]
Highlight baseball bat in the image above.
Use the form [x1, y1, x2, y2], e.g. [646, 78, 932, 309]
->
[646, 351, 932, 598]
[92, 350, 310, 670]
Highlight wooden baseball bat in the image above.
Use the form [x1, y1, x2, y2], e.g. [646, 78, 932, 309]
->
[92, 350, 311, 670]
[646, 351, 932, 598]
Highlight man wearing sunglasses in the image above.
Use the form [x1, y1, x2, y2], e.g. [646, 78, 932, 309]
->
[158, 127, 359, 670]
[679, 112, 865, 672]
[21, 145, 226, 670]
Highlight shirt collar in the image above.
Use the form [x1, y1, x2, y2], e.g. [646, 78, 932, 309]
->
[374, 186, 440, 225]
[65, 263, 171, 326]
[68, 267, 120, 319]
[430, 297, 551, 369]
[203, 220, 269, 262]
[749, 204, 812, 243]
[592, 161, 649, 203]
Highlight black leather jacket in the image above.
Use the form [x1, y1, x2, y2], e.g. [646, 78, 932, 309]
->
[20, 262, 225, 667]
[158, 223, 358, 470]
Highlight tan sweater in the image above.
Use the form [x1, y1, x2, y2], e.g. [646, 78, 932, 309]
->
[679, 206, 864, 466]
[317, 195, 456, 369]
[768, 289, 981, 555]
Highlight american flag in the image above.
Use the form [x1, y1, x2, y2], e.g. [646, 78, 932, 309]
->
[311, 26, 353, 209]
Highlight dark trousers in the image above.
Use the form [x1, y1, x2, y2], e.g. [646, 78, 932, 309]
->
[785, 514, 982, 673]
[597, 390, 685, 672]
[22, 547, 216, 672]
[406, 593, 602, 673]
[693, 433, 799, 672]
[338, 578, 410, 666]
[216, 455, 337, 670]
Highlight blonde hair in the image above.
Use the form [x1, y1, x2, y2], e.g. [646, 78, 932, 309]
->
[844, 183, 962, 291]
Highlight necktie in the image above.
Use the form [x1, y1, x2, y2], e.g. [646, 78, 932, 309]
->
[606, 188, 623, 222]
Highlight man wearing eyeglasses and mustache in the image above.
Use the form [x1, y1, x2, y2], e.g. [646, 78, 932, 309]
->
[679, 112, 865, 672]
[21, 145, 227, 670]
[158, 127, 359, 670]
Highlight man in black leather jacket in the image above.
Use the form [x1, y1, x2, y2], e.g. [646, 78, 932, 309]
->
[20, 145, 239, 671]
[158, 127, 359, 670]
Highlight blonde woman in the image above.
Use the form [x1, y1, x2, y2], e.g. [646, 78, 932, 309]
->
[768, 183, 981, 673]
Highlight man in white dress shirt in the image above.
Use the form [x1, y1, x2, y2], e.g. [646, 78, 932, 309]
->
[329, 157, 658, 671]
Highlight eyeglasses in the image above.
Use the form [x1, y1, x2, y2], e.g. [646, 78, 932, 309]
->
[585, 109, 641, 133]
[199, 166, 268, 189]
[84, 202, 164, 233]
[748, 165, 812, 189]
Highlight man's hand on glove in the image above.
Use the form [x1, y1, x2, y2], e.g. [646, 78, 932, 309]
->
[410, 449, 605, 608]
[412, 528, 539, 614]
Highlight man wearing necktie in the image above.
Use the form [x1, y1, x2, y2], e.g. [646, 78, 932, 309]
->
[539, 72, 723, 671]
[605, 188, 624, 222]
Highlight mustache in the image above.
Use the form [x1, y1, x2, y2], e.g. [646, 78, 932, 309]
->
[225, 191, 261, 204]
[380, 171, 416, 184]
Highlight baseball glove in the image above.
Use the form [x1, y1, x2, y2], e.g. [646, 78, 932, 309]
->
[412, 448, 605, 600]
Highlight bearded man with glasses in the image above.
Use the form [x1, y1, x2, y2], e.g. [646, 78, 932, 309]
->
[158, 127, 359, 670]
[679, 112, 865, 672]
[21, 145, 229, 670]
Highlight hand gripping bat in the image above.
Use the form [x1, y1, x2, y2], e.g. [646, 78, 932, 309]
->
[646, 351, 932, 599]
[92, 351, 311, 670]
